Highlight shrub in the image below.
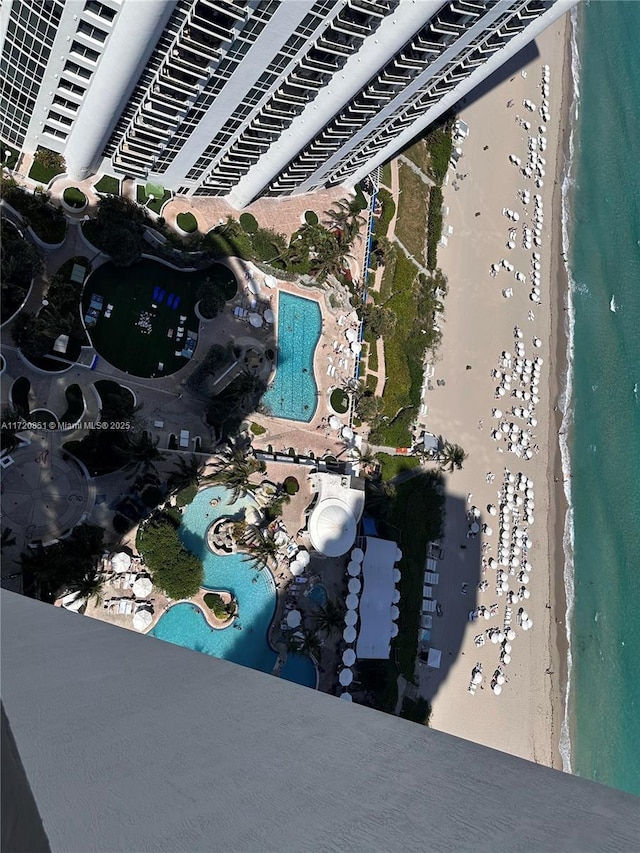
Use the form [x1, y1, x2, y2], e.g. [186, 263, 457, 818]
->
[329, 388, 349, 414]
[177, 211, 198, 233]
[250, 422, 266, 436]
[284, 476, 299, 495]
[28, 148, 66, 184]
[251, 226, 287, 263]
[304, 210, 318, 226]
[94, 174, 120, 195]
[141, 485, 164, 508]
[137, 512, 203, 599]
[176, 483, 198, 507]
[424, 123, 454, 186]
[374, 188, 395, 238]
[63, 186, 86, 209]
[353, 183, 368, 212]
[1, 179, 66, 243]
[204, 592, 235, 620]
[112, 514, 131, 535]
[196, 275, 227, 319]
[86, 195, 148, 265]
[0, 219, 43, 322]
[426, 186, 444, 271]
[239, 212, 259, 234]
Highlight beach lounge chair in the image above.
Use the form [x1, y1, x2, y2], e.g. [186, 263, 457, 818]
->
[173, 297, 180, 310]
[153, 286, 160, 300]
[158, 290, 166, 302]
[166, 294, 174, 308]
[179, 315, 187, 323]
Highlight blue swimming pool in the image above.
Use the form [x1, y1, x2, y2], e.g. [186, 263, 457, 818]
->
[262, 291, 321, 422]
[308, 584, 328, 608]
[150, 487, 318, 686]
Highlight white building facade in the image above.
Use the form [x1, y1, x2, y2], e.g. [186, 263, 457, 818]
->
[0, 0, 575, 207]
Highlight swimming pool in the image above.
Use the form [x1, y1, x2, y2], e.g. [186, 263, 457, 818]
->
[262, 292, 321, 422]
[308, 584, 328, 608]
[150, 487, 318, 685]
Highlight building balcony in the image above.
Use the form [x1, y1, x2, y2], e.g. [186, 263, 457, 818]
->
[349, 0, 395, 19]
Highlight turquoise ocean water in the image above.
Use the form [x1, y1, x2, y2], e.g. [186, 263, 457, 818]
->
[561, 1, 640, 796]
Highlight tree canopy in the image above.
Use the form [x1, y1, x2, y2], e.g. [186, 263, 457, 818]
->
[137, 512, 203, 599]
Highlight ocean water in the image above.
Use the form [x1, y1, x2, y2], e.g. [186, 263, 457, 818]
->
[561, 1, 640, 796]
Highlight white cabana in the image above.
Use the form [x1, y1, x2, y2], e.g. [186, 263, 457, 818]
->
[341, 426, 354, 441]
[356, 537, 398, 660]
[132, 577, 153, 598]
[342, 648, 356, 667]
[347, 561, 361, 577]
[329, 415, 342, 430]
[344, 610, 358, 626]
[339, 668, 353, 686]
[309, 499, 357, 557]
[346, 593, 359, 610]
[348, 577, 362, 594]
[343, 626, 357, 644]
[132, 609, 153, 632]
[426, 648, 442, 669]
[111, 552, 131, 573]
[264, 308, 275, 324]
[286, 609, 302, 628]
[249, 312, 262, 328]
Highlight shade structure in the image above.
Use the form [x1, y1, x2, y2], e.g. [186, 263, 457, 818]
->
[296, 550, 310, 568]
[339, 668, 353, 686]
[343, 626, 357, 643]
[132, 609, 152, 632]
[341, 426, 354, 441]
[264, 308, 275, 324]
[351, 548, 364, 562]
[264, 274, 277, 288]
[342, 648, 356, 667]
[392, 588, 400, 604]
[247, 278, 260, 295]
[132, 577, 152, 598]
[249, 312, 262, 327]
[392, 568, 401, 582]
[345, 328, 358, 342]
[344, 609, 358, 626]
[286, 609, 302, 628]
[329, 415, 342, 430]
[340, 692, 353, 702]
[390, 622, 399, 638]
[347, 561, 361, 577]
[309, 498, 357, 557]
[289, 560, 304, 577]
[350, 341, 362, 355]
[348, 577, 362, 594]
[346, 593, 359, 611]
[390, 605, 399, 621]
[111, 552, 131, 573]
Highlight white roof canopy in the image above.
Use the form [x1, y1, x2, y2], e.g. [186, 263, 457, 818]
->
[308, 473, 365, 557]
[355, 537, 398, 660]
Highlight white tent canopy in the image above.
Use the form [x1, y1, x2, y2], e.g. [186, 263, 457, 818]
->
[348, 577, 361, 594]
[132, 577, 153, 598]
[289, 560, 304, 577]
[132, 609, 153, 632]
[347, 561, 361, 577]
[427, 648, 442, 669]
[355, 537, 398, 660]
[309, 499, 357, 557]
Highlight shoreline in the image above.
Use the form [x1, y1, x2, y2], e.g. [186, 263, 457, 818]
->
[546, 7, 574, 771]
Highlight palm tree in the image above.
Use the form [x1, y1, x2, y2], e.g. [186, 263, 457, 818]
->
[116, 430, 166, 480]
[439, 441, 467, 473]
[210, 445, 264, 502]
[241, 529, 278, 571]
[312, 597, 344, 638]
[66, 567, 105, 607]
[1, 527, 17, 553]
[295, 630, 323, 663]
[364, 479, 396, 520]
[168, 454, 204, 492]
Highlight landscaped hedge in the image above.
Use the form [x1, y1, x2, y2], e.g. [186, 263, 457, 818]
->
[373, 188, 395, 238]
[424, 123, 454, 186]
[304, 210, 318, 226]
[176, 211, 198, 233]
[1, 179, 66, 243]
[284, 476, 299, 495]
[63, 186, 87, 209]
[204, 592, 234, 620]
[426, 186, 444, 271]
[239, 212, 259, 234]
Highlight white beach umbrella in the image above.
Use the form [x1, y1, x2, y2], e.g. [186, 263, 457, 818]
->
[346, 593, 359, 611]
[484, 610, 491, 621]
[502, 653, 512, 665]
[264, 274, 277, 289]
[249, 312, 262, 327]
[488, 505, 497, 516]
[493, 683, 502, 695]
[132, 576, 153, 598]
[392, 568, 401, 583]
[329, 415, 342, 430]
[345, 328, 358, 342]
[350, 341, 362, 355]
[351, 548, 364, 562]
[111, 552, 131, 573]
[488, 558, 498, 569]
[264, 308, 275, 324]
[345, 610, 358, 626]
[339, 668, 353, 687]
[132, 609, 153, 632]
[522, 588, 531, 599]
[348, 577, 361, 594]
[507, 629, 516, 642]
[248, 278, 260, 295]
[392, 588, 400, 604]
[347, 562, 360, 579]
[473, 671, 483, 685]
[296, 550, 310, 568]
[496, 674, 506, 686]
[390, 623, 399, 638]
[341, 426, 354, 441]
[286, 609, 302, 628]
[289, 560, 304, 577]
[340, 692, 353, 702]
[343, 626, 357, 644]
[342, 648, 356, 667]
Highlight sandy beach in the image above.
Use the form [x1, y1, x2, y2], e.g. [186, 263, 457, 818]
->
[415, 15, 573, 769]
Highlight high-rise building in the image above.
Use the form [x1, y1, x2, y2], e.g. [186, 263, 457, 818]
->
[0, 0, 576, 208]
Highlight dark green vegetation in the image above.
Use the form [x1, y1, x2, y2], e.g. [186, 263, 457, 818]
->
[62, 187, 87, 209]
[402, 116, 454, 186]
[204, 592, 235, 620]
[250, 422, 266, 436]
[283, 476, 299, 495]
[94, 174, 119, 195]
[83, 196, 149, 266]
[329, 388, 349, 414]
[206, 371, 268, 441]
[20, 523, 104, 602]
[0, 218, 43, 322]
[187, 343, 233, 396]
[196, 268, 237, 319]
[395, 163, 428, 265]
[137, 512, 203, 599]
[376, 452, 421, 481]
[304, 210, 318, 226]
[1, 141, 20, 169]
[136, 185, 172, 214]
[176, 483, 198, 508]
[177, 211, 198, 233]
[373, 188, 395, 238]
[400, 696, 432, 726]
[380, 472, 445, 682]
[208, 446, 265, 502]
[426, 186, 444, 271]
[370, 266, 447, 447]
[239, 212, 259, 234]
[380, 162, 392, 188]
[83, 258, 234, 377]
[28, 147, 65, 184]
[12, 256, 90, 368]
[362, 303, 396, 339]
[1, 176, 66, 243]
[438, 441, 467, 473]
[353, 182, 368, 212]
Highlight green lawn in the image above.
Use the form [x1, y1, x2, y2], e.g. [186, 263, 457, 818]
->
[376, 452, 421, 480]
[82, 259, 237, 377]
[380, 162, 392, 188]
[1, 142, 20, 169]
[94, 174, 120, 195]
[136, 185, 172, 214]
[394, 163, 428, 265]
[382, 472, 445, 682]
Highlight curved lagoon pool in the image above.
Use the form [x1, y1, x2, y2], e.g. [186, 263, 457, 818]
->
[262, 291, 321, 422]
[150, 486, 317, 687]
